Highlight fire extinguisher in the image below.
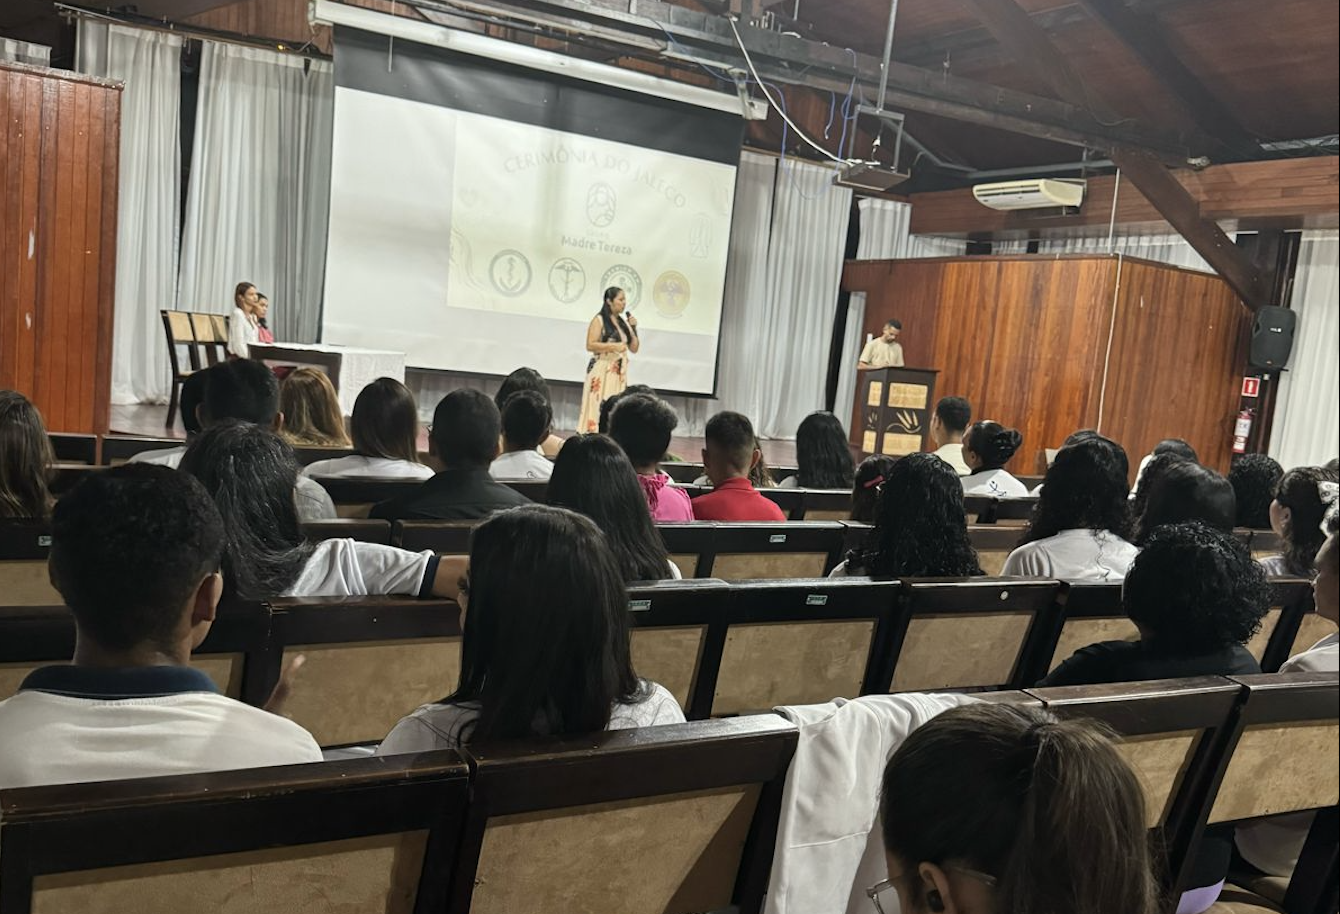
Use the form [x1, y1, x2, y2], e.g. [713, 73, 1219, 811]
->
[1232, 408, 1253, 454]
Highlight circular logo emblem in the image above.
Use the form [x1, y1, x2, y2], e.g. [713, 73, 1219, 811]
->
[689, 213, 712, 259]
[653, 270, 691, 318]
[489, 249, 532, 297]
[600, 265, 643, 309]
[548, 257, 586, 304]
[586, 182, 617, 228]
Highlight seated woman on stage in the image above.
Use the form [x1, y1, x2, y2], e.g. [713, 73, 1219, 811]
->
[1257, 465, 1339, 578]
[278, 367, 351, 449]
[0, 390, 55, 520]
[780, 411, 855, 490]
[495, 367, 565, 457]
[577, 287, 638, 434]
[227, 281, 262, 358]
[607, 393, 693, 522]
[303, 377, 433, 480]
[960, 421, 1028, 498]
[547, 433, 679, 581]
[255, 293, 275, 344]
[181, 420, 460, 600]
[1003, 435, 1138, 581]
[377, 505, 685, 752]
[832, 453, 982, 578]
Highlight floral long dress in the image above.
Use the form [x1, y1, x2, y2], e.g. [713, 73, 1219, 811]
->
[576, 321, 629, 433]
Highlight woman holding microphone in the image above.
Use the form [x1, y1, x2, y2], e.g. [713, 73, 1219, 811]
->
[577, 286, 639, 433]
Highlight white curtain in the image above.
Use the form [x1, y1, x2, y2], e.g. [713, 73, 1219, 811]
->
[77, 22, 182, 405]
[993, 228, 1230, 273]
[834, 198, 968, 430]
[178, 42, 333, 342]
[1269, 230, 1339, 469]
[1, 38, 51, 66]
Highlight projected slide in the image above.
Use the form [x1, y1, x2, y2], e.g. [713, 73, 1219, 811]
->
[322, 26, 744, 395]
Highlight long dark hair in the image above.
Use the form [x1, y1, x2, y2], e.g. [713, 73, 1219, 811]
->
[599, 286, 632, 344]
[351, 377, 423, 464]
[881, 704, 1161, 914]
[1274, 466, 1340, 576]
[279, 367, 350, 448]
[1021, 435, 1133, 545]
[1130, 451, 1191, 532]
[964, 420, 1023, 471]
[1136, 461, 1235, 545]
[447, 505, 648, 742]
[851, 455, 897, 524]
[850, 452, 982, 577]
[795, 411, 855, 489]
[179, 420, 314, 600]
[0, 390, 54, 520]
[547, 434, 673, 582]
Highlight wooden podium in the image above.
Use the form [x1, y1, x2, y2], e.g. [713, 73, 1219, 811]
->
[851, 367, 939, 459]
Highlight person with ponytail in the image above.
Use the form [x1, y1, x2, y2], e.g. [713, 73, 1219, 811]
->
[872, 703, 1160, 914]
[960, 420, 1028, 498]
[576, 286, 639, 434]
[1259, 465, 1340, 577]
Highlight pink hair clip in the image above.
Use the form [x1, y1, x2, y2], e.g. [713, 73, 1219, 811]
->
[863, 475, 885, 489]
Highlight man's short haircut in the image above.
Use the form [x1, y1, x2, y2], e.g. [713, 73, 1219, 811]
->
[201, 359, 279, 426]
[501, 390, 552, 451]
[705, 411, 758, 471]
[432, 389, 501, 467]
[608, 394, 678, 466]
[598, 383, 656, 435]
[885, 319, 903, 330]
[49, 465, 225, 652]
[934, 396, 971, 434]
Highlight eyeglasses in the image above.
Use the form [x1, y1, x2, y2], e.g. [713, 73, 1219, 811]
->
[868, 867, 998, 913]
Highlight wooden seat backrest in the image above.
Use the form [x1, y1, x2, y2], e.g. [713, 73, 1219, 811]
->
[962, 495, 1038, 525]
[301, 519, 393, 545]
[1253, 577, 1323, 672]
[293, 446, 358, 466]
[187, 312, 226, 365]
[757, 486, 805, 520]
[627, 579, 732, 714]
[884, 577, 1062, 692]
[968, 525, 1021, 576]
[265, 596, 463, 748]
[0, 520, 59, 609]
[47, 432, 98, 464]
[656, 522, 715, 579]
[0, 752, 470, 914]
[393, 521, 475, 556]
[706, 522, 846, 580]
[797, 488, 853, 521]
[98, 435, 182, 465]
[1037, 582, 1134, 680]
[1245, 527, 1283, 559]
[449, 716, 797, 914]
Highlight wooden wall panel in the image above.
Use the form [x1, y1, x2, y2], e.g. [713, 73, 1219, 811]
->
[0, 62, 118, 435]
[843, 255, 1246, 477]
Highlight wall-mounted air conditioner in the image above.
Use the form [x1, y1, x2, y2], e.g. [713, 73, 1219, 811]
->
[972, 178, 1086, 211]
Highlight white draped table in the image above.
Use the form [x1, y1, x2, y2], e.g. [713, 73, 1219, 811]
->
[248, 342, 406, 415]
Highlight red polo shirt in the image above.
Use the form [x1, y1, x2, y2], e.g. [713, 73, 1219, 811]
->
[691, 477, 786, 522]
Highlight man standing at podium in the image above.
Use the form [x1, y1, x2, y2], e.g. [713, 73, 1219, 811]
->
[857, 319, 905, 369]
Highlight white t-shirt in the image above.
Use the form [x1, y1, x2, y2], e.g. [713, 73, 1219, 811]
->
[489, 449, 554, 480]
[961, 468, 1030, 499]
[228, 307, 259, 358]
[376, 681, 685, 753]
[127, 445, 186, 466]
[0, 669, 322, 789]
[302, 454, 433, 480]
[931, 442, 971, 476]
[1001, 529, 1140, 581]
[284, 538, 435, 597]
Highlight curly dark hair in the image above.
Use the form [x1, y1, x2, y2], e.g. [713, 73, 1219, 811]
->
[849, 452, 983, 577]
[1228, 454, 1283, 529]
[1021, 435, 1133, 545]
[1123, 522, 1269, 652]
[795, 411, 855, 489]
[1274, 466, 1340, 576]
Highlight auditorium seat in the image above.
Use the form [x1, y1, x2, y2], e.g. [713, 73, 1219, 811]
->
[1249, 578, 1320, 672]
[188, 311, 228, 366]
[652, 522, 845, 579]
[159, 309, 201, 426]
[447, 715, 797, 914]
[1246, 528, 1285, 560]
[309, 476, 415, 518]
[99, 434, 182, 465]
[301, 519, 393, 544]
[963, 494, 1038, 525]
[968, 525, 1021, 575]
[0, 752, 472, 914]
[0, 520, 60, 609]
[47, 432, 98, 464]
[1031, 582, 1136, 681]
[292, 445, 358, 466]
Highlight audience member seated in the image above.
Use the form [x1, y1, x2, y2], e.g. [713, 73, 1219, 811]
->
[182, 421, 460, 600]
[1130, 437, 1199, 497]
[960, 420, 1027, 498]
[278, 367, 351, 448]
[874, 704, 1159, 914]
[596, 382, 655, 436]
[928, 395, 972, 476]
[227, 281, 262, 359]
[130, 360, 336, 521]
[850, 455, 898, 524]
[302, 377, 433, 480]
[1257, 465, 1339, 577]
[1228, 453, 1283, 529]
[833, 453, 983, 578]
[1129, 449, 1193, 530]
[490, 390, 555, 480]
[691, 412, 786, 522]
[1002, 435, 1138, 581]
[494, 367, 567, 457]
[1135, 461, 1235, 544]
[371, 390, 531, 521]
[0, 390, 54, 520]
[607, 393, 693, 522]
[0, 465, 321, 788]
[750, 438, 778, 488]
[779, 411, 855, 490]
[547, 434, 678, 581]
[1234, 512, 1338, 880]
[1040, 521, 1268, 913]
[377, 505, 685, 752]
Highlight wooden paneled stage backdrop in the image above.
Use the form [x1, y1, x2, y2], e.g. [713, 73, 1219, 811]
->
[0, 62, 119, 435]
[843, 255, 1251, 477]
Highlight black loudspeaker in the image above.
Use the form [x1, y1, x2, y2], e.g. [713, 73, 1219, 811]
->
[1249, 306, 1296, 369]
